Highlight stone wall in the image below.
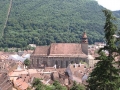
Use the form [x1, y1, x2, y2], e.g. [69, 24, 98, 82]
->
[30, 55, 88, 68]
[81, 43, 88, 55]
[89, 58, 99, 67]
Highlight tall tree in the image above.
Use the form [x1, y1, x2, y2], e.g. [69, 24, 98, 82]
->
[70, 81, 85, 90]
[24, 59, 30, 67]
[32, 78, 46, 90]
[53, 80, 67, 90]
[87, 9, 120, 90]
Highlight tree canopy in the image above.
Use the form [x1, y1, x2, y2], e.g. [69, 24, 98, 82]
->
[24, 59, 30, 67]
[52, 80, 67, 90]
[87, 9, 120, 90]
[0, 0, 120, 48]
[70, 81, 85, 90]
[32, 79, 67, 90]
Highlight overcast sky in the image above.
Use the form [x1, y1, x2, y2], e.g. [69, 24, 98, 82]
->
[95, 0, 120, 11]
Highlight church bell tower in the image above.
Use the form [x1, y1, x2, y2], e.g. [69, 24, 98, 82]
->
[81, 32, 88, 55]
[81, 32, 88, 43]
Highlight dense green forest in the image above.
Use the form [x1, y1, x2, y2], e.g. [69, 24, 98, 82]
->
[0, 0, 120, 48]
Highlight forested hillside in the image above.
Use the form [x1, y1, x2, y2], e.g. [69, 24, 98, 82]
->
[0, 0, 10, 37]
[0, 0, 120, 48]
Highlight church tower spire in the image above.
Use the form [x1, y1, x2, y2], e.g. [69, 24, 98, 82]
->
[81, 32, 88, 43]
[81, 32, 88, 55]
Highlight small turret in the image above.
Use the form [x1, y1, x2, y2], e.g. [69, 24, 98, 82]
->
[81, 32, 88, 43]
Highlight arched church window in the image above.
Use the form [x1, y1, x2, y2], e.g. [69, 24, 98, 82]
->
[55, 61, 58, 65]
[71, 61, 74, 64]
[61, 61, 63, 68]
[66, 61, 68, 68]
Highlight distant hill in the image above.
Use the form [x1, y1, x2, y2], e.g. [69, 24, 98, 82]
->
[0, 0, 120, 48]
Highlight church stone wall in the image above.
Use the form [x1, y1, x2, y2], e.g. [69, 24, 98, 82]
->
[81, 43, 88, 55]
[30, 55, 88, 68]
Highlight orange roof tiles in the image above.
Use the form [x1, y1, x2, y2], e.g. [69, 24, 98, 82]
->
[50, 43, 84, 56]
[19, 82, 28, 90]
[33, 43, 87, 57]
[66, 64, 92, 84]
[14, 78, 28, 90]
[33, 46, 50, 56]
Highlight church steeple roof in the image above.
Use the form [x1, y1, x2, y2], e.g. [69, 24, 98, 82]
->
[81, 32, 88, 43]
[82, 32, 87, 38]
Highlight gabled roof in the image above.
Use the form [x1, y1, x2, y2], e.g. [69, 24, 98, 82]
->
[33, 43, 87, 57]
[33, 46, 50, 56]
[49, 43, 86, 57]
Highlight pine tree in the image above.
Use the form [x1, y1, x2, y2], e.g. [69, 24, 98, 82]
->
[53, 80, 67, 90]
[87, 9, 120, 90]
[70, 81, 85, 90]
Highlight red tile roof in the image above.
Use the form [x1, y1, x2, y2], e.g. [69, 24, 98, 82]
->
[33, 46, 50, 56]
[50, 43, 85, 56]
[14, 78, 28, 90]
[33, 43, 87, 57]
